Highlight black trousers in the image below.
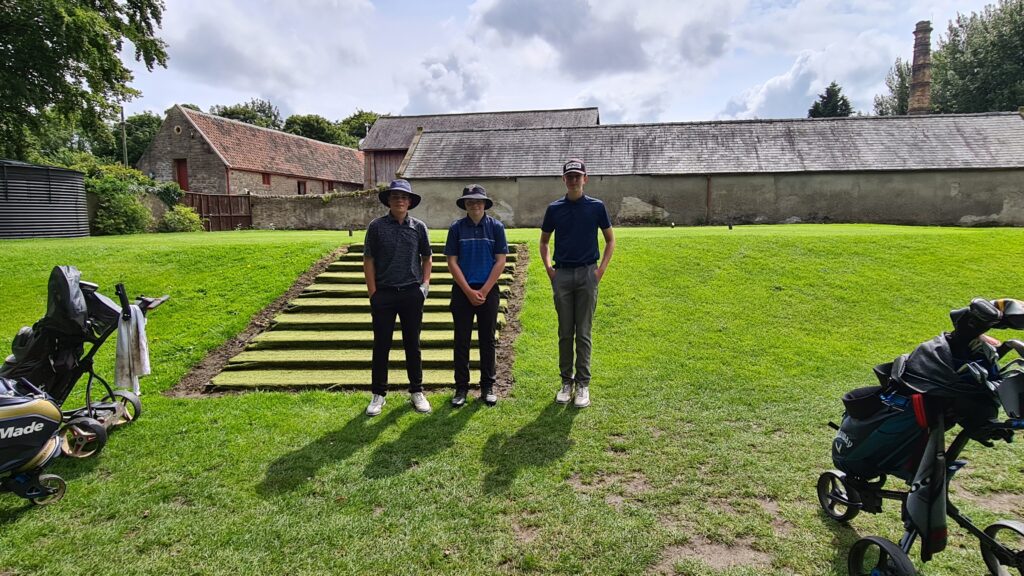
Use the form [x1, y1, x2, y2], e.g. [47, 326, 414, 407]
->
[370, 286, 424, 395]
[450, 285, 499, 392]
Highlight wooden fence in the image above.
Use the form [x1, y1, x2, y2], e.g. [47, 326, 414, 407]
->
[183, 192, 251, 231]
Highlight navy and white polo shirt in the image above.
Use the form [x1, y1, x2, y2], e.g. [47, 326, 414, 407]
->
[443, 215, 509, 286]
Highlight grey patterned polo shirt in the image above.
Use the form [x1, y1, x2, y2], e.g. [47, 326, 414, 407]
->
[364, 213, 432, 287]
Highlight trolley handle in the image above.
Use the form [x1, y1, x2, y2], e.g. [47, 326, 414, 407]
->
[115, 283, 131, 320]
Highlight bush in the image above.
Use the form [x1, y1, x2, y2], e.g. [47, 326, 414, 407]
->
[92, 189, 152, 235]
[88, 172, 152, 235]
[157, 205, 205, 233]
[152, 180, 184, 207]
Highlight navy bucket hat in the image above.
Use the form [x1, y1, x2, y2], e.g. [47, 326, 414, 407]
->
[456, 184, 493, 210]
[378, 179, 421, 209]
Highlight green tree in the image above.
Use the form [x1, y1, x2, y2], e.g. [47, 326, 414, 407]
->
[337, 109, 381, 145]
[209, 98, 283, 129]
[873, 57, 912, 116]
[808, 81, 854, 118]
[932, 0, 1024, 113]
[283, 114, 345, 144]
[92, 111, 164, 166]
[0, 0, 168, 160]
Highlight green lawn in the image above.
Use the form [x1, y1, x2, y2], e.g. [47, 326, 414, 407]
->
[1, 226, 1023, 575]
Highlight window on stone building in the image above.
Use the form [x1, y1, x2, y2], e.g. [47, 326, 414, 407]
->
[297, 181, 306, 195]
[262, 173, 271, 186]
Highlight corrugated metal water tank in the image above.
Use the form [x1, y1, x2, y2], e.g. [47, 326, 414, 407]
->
[0, 160, 88, 238]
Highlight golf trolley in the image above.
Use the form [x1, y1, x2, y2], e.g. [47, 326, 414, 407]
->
[0, 266, 168, 459]
[818, 298, 1024, 576]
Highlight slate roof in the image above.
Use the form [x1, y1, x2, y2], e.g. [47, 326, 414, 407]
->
[181, 106, 364, 184]
[401, 112, 1024, 178]
[361, 108, 600, 151]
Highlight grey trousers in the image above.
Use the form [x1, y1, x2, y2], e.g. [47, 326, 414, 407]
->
[552, 264, 599, 387]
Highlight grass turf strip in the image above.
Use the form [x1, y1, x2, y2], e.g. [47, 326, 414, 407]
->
[0, 226, 1023, 575]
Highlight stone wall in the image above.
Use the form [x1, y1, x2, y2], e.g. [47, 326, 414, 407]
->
[137, 107, 227, 195]
[250, 191, 385, 230]
[245, 169, 1024, 230]
[408, 169, 1024, 228]
[231, 170, 361, 197]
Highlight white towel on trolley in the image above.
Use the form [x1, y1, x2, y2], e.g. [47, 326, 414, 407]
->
[115, 304, 150, 395]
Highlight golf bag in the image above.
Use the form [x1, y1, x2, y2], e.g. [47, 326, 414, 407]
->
[831, 297, 1024, 561]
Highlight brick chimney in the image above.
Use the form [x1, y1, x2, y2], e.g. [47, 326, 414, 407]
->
[908, 20, 932, 115]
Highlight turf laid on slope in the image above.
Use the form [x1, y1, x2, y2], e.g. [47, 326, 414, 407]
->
[1, 226, 1023, 576]
[210, 242, 518, 391]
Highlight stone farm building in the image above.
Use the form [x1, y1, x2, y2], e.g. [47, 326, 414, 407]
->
[360, 107, 599, 188]
[397, 111, 1024, 228]
[137, 105, 363, 196]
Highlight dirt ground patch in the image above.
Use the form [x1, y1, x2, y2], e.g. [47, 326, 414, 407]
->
[494, 244, 528, 399]
[953, 486, 1023, 516]
[166, 246, 348, 397]
[649, 536, 772, 574]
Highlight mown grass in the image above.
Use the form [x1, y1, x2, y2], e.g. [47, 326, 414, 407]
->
[1, 225, 1022, 575]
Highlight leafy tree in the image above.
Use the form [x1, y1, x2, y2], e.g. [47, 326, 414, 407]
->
[209, 98, 283, 129]
[337, 109, 381, 143]
[873, 57, 912, 116]
[0, 0, 168, 160]
[808, 81, 854, 118]
[283, 114, 345, 144]
[932, 0, 1024, 113]
[92, 111, 164, 166]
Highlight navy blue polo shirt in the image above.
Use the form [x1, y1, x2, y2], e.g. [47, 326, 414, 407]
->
[443, 215, 509, 286]
[541, 195, 611, 269]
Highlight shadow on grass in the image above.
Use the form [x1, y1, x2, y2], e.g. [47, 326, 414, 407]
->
[818, 508, 863, 574]
[363, 400, 482, 479]
[257, 404, 409, 496]
[482, 402, 579, 494]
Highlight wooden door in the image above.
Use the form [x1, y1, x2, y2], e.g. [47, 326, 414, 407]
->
[174, 159, 189, 191]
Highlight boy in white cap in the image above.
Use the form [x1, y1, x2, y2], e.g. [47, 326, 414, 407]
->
[363, 179, 433, 416]
[444, 184, 509, 407]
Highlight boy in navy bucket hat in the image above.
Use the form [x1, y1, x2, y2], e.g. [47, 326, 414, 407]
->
[363, 179, 432, 416]
[444, 184, 509, 407]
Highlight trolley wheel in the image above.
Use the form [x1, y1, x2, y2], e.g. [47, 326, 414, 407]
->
[981, 520, 1024, 576]
[848, 536, 917, 576]
[102, 390, 142, 426]
[30, 474, 66, 506]
[61, 417, 108, 458]
[818, 470, 861, 522]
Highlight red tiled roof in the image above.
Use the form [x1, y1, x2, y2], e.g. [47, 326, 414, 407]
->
[181, 106, 364, 184]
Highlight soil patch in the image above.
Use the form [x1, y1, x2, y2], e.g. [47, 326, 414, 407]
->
[494, 244, 528, 398]
[649, 536, 772, 574]
[166, 246, 349, 397]
[953, 486, 1023, 516]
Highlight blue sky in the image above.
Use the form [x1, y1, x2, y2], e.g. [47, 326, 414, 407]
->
[122, 0, 993, 124]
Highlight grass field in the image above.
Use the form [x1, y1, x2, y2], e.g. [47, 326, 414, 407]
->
[1, 226, 1023, 575]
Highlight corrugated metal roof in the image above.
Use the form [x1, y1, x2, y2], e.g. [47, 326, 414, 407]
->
[361, 107, 600, 150]
[402, 112, 1024, 178]
[181, 107, 364, 184]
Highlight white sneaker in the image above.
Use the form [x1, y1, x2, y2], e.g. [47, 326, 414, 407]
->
[482, 390, 497, 406]
[573, 386, 590, 408]
[411, 391, 432, 413]
[366, 394, 386, 416]
[555, 383, 573, 404]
